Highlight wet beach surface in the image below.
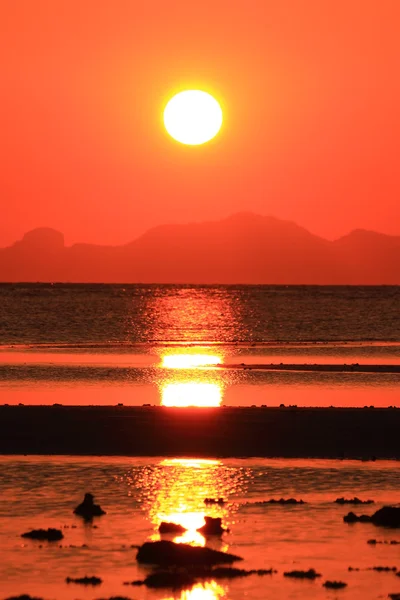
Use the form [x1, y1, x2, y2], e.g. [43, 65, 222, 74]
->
[1, 456, 400, 600]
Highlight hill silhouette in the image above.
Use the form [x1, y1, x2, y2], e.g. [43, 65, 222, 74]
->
[0, 214, 399, 283]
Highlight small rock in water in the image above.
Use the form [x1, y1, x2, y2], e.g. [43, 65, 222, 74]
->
[66, 575, 102, 585]
[21, 528, 63, 541]
[389, 594, 400, 600]
[344, 506, 400, 528]
[204, 497, 226, 505]
[369, 566, 397, 572]
[136, 540, 242, 566]
[142, 571, 198, 589]
[73, 493, 106, 520]
[197, 517, 227, 536]
[159, 521, 187, 534]
[284, 569, 321, 579]
[323, 580, 348, 589]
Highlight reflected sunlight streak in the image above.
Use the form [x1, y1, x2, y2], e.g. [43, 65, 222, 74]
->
[162, 354, 222, 369]
[163, 581, 227, 600]
[161, 382, 222, 407]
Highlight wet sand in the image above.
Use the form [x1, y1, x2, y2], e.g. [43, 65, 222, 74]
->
[1, 405, 399, 458]
[218, 363, 400, 373]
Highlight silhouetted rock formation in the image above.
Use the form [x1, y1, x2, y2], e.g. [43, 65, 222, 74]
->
[159, 522, 187, 534]
[323, 580, 347, 589]
[284, 569, 321, 579]
[1, 215, 399, 283]
[65, 575, 102, 585]
[73, 493, 106, 520]
[5, 596, 44, 600]
[21, 528, 63, 541]
[95, 597, 133, 600]
[125, 566, 278, 588]
[335, 497, 374, 505]
[204, 497, 226, 505]
[197, 517, 227, 536]
[136, 540, 242, 566]
[344, 506, 400, 527]
[389, 594, 400, 600]
[138, 571, 197, 590]
[368, 566, 397, 572]
[259, 498, 306, 505]
[367, 539, 400, 545]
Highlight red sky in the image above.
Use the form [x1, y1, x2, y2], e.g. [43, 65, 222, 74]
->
[1, 1, 399, 247]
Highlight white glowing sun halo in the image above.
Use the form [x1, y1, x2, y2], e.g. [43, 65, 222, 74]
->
[163, 90, 223, 145]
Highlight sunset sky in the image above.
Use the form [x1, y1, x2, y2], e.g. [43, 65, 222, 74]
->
[1, 1, 399, 247]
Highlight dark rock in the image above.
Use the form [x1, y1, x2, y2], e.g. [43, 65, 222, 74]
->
[204, 498, 226, 505]
[284, 569, 321, 579]
[367, 539, 378, 544]
[344, 506, 400, 527]
[123, 581, 144, 586]
[143, 571, 197, 589]
[197, 517, 227, 536]
[335, 497, 374, 505]
[21, 528, 63, 541]
[74, 493, 106, 520]
[159, 522, 187, 535]
[323, 580, 347, 589]
[66, 575, 102, 585]
[371, 506, 400, 528]
[389, 594, 400, 600]
[4, 596, 44, 600]
[124, 566, 277, 588]
[348, 567, 360, 571]
[257, 498, 305, 505]
[136, 540, 242, 566]
[368, 566, 397, 572]
[343, 512, 371, 523]
[210, 567, 277, 579]
[95, 598, 134, 600]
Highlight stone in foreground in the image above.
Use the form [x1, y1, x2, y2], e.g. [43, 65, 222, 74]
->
[74, 493, 106, 520]
[136, 541, 242, 566]
[66, 575, 102, 585]
[21, 528, 63, 541]
[159, 522, 187, 534]
[344, 506, 400, 528]
[284, 569, 321, 579]
[323, 580, 348, 589]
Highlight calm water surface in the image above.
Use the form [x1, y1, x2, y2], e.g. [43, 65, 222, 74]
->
[1, 456, 400, 600]
[1, 284, 399, 407]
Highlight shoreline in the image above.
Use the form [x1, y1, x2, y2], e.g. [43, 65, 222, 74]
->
[217, 363, 400, 373]
[1, 405, 400, 459]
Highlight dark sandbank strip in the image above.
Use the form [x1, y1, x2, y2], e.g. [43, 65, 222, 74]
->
[217, 363, 400, 373]
[0, 406, 400, 459]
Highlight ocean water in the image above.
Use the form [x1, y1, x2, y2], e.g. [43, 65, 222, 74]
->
[1, 456, 400, 600]
[0, 284, 399, 407]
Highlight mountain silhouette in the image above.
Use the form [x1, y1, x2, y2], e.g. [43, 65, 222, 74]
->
[0, 214, 399, 283]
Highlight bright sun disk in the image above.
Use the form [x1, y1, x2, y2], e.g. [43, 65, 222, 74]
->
[164, 90, 223, 145]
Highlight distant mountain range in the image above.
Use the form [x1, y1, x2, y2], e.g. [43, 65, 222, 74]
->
[0, 213, 399, 283]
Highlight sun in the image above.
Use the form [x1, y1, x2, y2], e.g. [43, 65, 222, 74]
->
[163, 90, 223, 145]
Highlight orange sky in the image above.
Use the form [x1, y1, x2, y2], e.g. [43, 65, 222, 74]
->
[1, 1, 399, 246]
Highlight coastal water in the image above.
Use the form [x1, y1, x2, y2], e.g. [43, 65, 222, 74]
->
[1, 456, 400, 600]
[0, 284, 399, 407]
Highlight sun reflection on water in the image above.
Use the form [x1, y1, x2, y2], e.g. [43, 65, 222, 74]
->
[161, 382, 222, 407]
[163, 581, 227, 600]
[159, 352, 224, 407]
[137, 457, 246, 549]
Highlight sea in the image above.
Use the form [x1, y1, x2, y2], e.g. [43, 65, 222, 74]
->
[0, 284, 400, 599]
